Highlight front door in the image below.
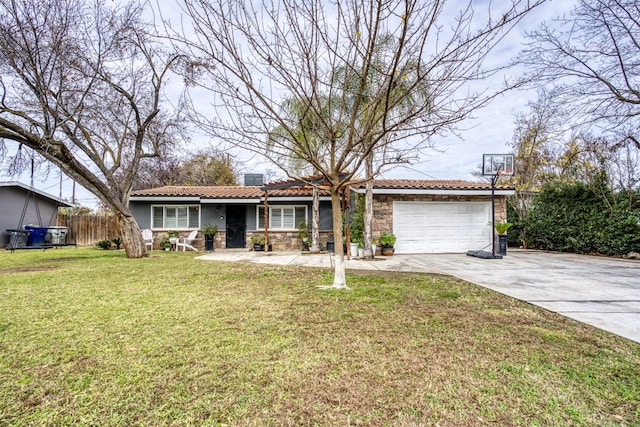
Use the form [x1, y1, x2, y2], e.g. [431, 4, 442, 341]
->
[226, 205, 246, 248]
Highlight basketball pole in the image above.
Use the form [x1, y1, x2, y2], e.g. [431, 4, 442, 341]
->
[491, 168, 502, 258]
[491, 175, 495, 257]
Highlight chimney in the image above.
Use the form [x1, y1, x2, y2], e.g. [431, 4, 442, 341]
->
[243, 173, 264, 186]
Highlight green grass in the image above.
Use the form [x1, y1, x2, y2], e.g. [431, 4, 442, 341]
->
[0, 248, 638, 426]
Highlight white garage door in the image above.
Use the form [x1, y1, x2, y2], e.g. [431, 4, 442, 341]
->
[393, 201, 492, 254]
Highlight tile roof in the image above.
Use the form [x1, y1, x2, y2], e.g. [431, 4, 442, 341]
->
[130, 185, 331, 198]
[131, 186, 261, 198]
[364, 179, 513, 191]
[130, 179, 512, 199]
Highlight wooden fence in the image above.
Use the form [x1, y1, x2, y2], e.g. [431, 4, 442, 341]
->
[57, 214, 120, 246]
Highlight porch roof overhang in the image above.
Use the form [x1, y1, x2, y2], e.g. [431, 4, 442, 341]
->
[200, 198, 261, 204]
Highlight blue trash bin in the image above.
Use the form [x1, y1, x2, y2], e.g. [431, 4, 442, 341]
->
[25, 226, 48, 246]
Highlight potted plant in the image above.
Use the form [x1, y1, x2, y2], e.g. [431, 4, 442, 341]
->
[379, 231, 396, 256]
[202, 223, 218, 252]
[349, 238, 359, 258]
[297, 221, 311, 251]
[159, 236, 172, 251]
[495, 221, 513, 256]
[250, 234, 265, 251]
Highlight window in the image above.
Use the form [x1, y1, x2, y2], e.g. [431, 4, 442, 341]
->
[152, 205, 200, 229]
[257, 206, 306, 230]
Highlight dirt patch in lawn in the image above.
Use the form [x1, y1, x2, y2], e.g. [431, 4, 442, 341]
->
[0, 265, 59, 274]
[42, 257, 79, 263]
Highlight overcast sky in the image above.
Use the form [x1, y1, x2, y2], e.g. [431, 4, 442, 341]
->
[381, 0, 578, 181]
[3, 0, 578, 208]
[185, 0, 579, 183]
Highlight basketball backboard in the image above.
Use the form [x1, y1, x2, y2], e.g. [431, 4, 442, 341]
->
[482, 154, 514, 176]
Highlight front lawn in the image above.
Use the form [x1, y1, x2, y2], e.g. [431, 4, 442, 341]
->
[0, 248, 638, 426]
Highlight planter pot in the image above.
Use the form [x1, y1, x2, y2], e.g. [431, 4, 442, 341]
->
[498, 235, 508, 256]
[357, 248, 364, 257]
[205, 235, 215, 252]
[381, 246, 395, 256]
[371, 244, 377, 257]
[253, 243, 265, 251]
[349, 243, 358, 257]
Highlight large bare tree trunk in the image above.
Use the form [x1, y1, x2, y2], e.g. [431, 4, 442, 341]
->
[311, 185, 321, 253]
[330, 188, 347, 288]
[117, 210, 148, 258]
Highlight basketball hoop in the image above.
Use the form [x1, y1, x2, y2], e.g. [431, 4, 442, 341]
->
[479, 154, 515, 259]
[482, 154, 514, 177]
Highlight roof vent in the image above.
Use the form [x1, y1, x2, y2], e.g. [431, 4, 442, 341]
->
[244, 173, 264, 186]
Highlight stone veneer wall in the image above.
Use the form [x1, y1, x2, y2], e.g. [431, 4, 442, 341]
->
[247, 231, 333, 251]
[371, 194, 507, 239]
[149, 230, 333, 251]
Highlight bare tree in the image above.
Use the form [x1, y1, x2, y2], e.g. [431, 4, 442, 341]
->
[132, 147, 238, 190]
[178, 150, 238, 186]
[507, 89, 638, 198]
[178, 0, 546, 287]
[508, 89, 566, 193]
[0, 0, 181, 257]
[132, 153, 183, 190]
[521, 0, 640, 149]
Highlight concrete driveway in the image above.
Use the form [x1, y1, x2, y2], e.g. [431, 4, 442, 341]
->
[197, 249, 640, 344]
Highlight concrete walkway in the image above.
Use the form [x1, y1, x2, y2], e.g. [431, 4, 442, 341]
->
[197, 249, 640, 344]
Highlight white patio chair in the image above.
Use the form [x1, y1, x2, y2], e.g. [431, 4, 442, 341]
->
[142, 228, 153, 250]
[176, 229, 199, 252]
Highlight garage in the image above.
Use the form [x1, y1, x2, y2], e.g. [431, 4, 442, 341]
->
[392, 201, 492, 254]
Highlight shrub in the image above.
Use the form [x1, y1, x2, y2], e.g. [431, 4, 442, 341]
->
[250, 235, 265, 245]
[111, 237, 122, 249]
[158, 236, 172, 250]
[494, 221, 513, 235]
[297, 221, 311, 246]
[202, 223, 218, 236]
[379, 232, 396, 247]
[521, 179, 640, 256]
[96, 239, 112, 250]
